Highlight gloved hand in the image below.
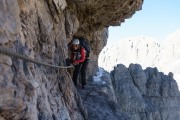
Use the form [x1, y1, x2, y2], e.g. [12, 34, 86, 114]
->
[73, 60, 79, 65]
[65, 58, 73, 66]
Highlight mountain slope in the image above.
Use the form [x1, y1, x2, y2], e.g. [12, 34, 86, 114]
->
[99, 36, 162, 71]
[99, 30, 180, 87]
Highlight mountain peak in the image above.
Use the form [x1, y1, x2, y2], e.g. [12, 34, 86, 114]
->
[99, 32, 180, 87]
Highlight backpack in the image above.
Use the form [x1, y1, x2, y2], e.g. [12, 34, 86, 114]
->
[78, 37, 91, 58]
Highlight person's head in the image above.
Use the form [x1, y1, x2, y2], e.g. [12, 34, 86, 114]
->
[72, 38, 80, 50]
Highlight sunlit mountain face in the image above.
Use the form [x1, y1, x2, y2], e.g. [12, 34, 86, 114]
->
[98, 29, 180, 87]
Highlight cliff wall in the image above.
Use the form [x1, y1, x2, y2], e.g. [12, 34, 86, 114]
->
[111, 64, 180, 120]
[0, 0, 143, 119]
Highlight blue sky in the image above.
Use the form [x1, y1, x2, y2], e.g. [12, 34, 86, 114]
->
[108, 0, 180, 44]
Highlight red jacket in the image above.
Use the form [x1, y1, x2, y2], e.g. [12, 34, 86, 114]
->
[71, 46, 85, 64]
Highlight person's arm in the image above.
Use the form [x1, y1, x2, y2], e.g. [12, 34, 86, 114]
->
[73, 47, 85, 64]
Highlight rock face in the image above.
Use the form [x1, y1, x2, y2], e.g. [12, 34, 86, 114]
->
[111, 64, 180, 120]
[0, 0, 143, 119]
[78, 69, 130, 120]
[78, 64, 180, 120]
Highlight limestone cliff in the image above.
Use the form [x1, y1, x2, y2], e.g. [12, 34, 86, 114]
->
[0, 0, 143, 119]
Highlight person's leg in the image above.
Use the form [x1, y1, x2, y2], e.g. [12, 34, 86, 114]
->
[81, 59, 89, 88]
[72, 64, 81, 86]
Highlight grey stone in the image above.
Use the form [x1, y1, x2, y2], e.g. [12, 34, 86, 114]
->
[111, 64, 180, 120]
[111, 64, 146, 114]
[78, 69, 130, 120]
[129, 63, 147, 95]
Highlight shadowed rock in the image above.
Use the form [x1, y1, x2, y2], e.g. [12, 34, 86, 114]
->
[111, 64, 180, 120]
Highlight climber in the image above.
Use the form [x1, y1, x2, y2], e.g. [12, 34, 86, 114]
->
[68, 38, 90, 89]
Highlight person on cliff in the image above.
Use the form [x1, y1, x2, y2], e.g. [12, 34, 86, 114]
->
[68, 38, 90, 89]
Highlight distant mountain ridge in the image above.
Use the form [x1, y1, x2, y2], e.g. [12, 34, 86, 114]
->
[98, 29, 180, 87]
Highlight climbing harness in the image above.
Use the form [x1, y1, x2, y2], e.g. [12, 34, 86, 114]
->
[0, 46, 73, 68]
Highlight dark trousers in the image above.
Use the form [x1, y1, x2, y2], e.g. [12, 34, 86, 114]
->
[73, 59, 89, 87]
